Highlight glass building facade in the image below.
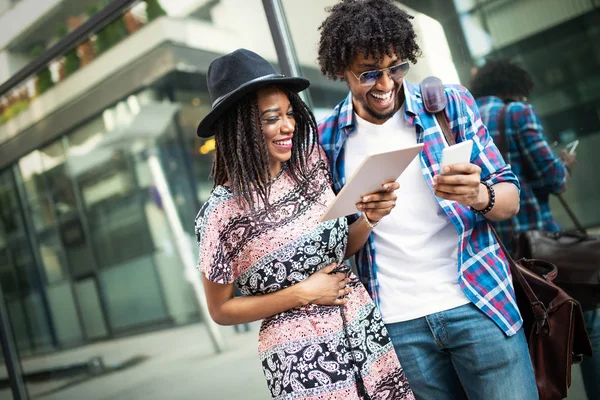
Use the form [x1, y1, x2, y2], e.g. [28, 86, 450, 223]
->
[0, 0, 597, 398]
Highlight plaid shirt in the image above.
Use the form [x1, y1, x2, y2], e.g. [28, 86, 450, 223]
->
[318, 82, 523, 336]
[477, 96, 567, 253]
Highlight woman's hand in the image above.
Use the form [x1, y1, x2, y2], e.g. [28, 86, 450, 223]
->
[356, 181, 400, 223]
[297, 263, 351, 306]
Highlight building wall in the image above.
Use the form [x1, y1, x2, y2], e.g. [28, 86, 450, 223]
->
[0, 0, 597, 398]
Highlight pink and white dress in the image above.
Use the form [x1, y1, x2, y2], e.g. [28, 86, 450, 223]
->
[195, 147, 414, 400]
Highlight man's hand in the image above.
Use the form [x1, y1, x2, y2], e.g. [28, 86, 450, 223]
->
[356, 181, 400, 223]
[559, 149, 577, 169]
[433, 163, 489, 210]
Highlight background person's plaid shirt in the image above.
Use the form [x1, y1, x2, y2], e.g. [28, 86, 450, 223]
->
[318, 82, 523, 336]
[476, 96, 568, 253]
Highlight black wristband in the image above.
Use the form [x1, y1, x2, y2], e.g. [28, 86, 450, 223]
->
[470, 181, 495, 215]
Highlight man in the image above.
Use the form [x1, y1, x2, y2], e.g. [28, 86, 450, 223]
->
[471, 59, 574, 251]
[316, 1, 538, 399]
[472, 58, 597, 400]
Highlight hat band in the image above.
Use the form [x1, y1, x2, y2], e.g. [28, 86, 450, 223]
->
[211, 73, 287, 109]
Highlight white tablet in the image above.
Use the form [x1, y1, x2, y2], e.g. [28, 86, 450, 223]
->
[320, 143, 424, 222]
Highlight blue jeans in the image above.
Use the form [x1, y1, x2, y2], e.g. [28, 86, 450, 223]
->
[386, 303, 538, 400]
[581, 308, 600, 400]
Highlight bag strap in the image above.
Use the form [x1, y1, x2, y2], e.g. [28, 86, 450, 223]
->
[496, 102, 587, 234]
[488, 224, 550, 333]
[420, 76, 455, 146]
[434, 100, 550, 333]
[556, 194, 587, 234]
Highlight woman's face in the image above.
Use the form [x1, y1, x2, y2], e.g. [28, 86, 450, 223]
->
[256, 86, 296, 177]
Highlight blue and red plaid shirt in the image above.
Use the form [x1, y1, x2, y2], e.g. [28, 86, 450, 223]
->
[318, 82, 523, 336]
[477, 96, 568, 253]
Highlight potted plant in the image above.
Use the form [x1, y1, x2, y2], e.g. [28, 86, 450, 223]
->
[29, 45, 54, 96]
[145, 0, 166, 22]
[64, 49, 80, 77]
[93, 9, 128, 54]
[123, 9, 143, 34]
[54, 23, 70, 80]
[67, 16, 95, 67]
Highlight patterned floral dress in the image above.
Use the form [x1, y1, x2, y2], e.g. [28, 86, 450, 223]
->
[195, 148, 414, 400]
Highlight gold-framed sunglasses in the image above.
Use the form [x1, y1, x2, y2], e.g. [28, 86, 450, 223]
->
[350, 61, 410, 87]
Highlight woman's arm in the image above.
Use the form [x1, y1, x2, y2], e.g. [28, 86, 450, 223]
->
[345, 181, 399, 258]
[203, 263, 351, 325]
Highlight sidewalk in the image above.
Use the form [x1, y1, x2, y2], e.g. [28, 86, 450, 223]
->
[0, 319, 588, 399]
[11, 322, 270, 400]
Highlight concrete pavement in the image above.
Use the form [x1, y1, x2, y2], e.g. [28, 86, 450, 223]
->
[0, 320, 589, 399]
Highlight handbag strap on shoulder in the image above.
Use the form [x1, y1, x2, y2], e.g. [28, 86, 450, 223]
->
[420, 76, 455, 146]
[433, 96, 549, 330]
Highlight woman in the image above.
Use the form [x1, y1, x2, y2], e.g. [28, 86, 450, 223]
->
[194, 49, 414, 400]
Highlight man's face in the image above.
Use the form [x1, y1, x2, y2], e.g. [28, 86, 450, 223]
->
[344, 52, 406, 125]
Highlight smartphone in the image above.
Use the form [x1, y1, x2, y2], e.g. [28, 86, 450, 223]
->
[441, 140, 473, 175]
[565, 139, 579, 155]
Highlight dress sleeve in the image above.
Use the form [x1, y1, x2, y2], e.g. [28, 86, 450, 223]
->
[307, 144, 334, 188]
[194, 194, 235, 285]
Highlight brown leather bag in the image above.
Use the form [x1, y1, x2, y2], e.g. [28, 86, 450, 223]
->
[496, 104, 600, 309]
[421, 77, 593, 400]
[492, 225, 592, 400]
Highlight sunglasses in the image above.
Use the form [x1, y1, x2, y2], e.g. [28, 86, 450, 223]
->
[350, 61, 410, 87]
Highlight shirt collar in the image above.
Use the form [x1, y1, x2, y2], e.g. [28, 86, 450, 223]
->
[337, 80, 420, 135]
[476, 96, 504, 107]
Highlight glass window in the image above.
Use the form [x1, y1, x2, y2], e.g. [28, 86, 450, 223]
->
[39, 141, 78, 221]
[18, 151, 46, 202]
[0, 0, 289, 397]
[453, 0, 477, 13]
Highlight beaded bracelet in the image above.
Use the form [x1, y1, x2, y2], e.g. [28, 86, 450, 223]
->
[362, 212, 381, 229]
[470, 181, 495, 215]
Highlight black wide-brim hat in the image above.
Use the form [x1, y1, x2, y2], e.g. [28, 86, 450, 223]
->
[196, 49, 310, 138]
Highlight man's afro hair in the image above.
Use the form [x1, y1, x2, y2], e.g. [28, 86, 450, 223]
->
[317, 0, 421, 80]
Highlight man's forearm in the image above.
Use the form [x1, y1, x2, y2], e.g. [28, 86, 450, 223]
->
[473, 182, 519, 221]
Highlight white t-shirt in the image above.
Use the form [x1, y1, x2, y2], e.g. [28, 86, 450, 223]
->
[344, 107, 470, 324]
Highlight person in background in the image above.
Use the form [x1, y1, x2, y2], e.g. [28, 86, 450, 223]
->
[316, 1, 537, 399]
[471, 58, 575, 252]
[471, 58, 598, 400]
[194, 48, 414, 400]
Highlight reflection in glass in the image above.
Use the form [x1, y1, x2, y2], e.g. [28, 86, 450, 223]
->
[453, 0, 477, 13]
[0, 247, 18, 297]
[74, 278, 108, 339]
[27, 198, 55, 233]
[18, 151, 45, 202]
[460, 11, 493, 61]
[37, 233, 67, 284]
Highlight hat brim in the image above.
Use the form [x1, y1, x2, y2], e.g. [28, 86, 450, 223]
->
[196, 74, 310, 138]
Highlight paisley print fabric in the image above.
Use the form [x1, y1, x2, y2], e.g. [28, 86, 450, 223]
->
[195, 148, 413, 400]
